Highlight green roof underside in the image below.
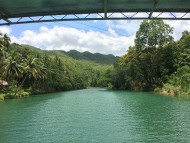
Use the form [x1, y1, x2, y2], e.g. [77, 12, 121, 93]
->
[0, 0, 190, 18]
[0, 0, 190, 25]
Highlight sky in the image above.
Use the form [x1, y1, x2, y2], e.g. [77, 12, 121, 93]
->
[0, 19, 190, 56]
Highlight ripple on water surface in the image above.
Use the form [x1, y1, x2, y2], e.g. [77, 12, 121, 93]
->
[0, 88, 190, 143]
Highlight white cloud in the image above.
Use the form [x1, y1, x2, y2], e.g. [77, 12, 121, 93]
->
[11, 26, 134, 56]
[108, 28, 118, 37]
[0, 27, 12, 35]
[106, 19, 190, 40]
[165, 20, 190, 40]
[5, 18, 190, 57]
[115, 20, 141, 36]
[106, 20, 141, 37]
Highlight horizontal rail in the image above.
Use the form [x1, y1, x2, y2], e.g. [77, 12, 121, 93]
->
[1, 12, 190, 26]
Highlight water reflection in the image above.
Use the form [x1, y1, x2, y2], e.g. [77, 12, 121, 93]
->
[0, 92, 66, 143]
[113, 91, 190, 143]
[0, 89, 190, 143]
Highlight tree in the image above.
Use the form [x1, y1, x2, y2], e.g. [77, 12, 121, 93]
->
[135, 20, 173, 52]
[179, 31, 190, 50]
[0, 33, 10, 60]
[111, 20, 177, 91]
[180, 30, 190, 40]
[0, 34, 11, 48]
[0, 32, 11, 87]
[21, 56, 47, 87]
[3, 56, 23, 81]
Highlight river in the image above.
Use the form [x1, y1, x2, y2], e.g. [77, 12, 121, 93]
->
[0, 88, 190, 143]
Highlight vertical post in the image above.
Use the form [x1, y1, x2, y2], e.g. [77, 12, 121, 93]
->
[148, 0, 159, 18]
[104, 0, 107, 18]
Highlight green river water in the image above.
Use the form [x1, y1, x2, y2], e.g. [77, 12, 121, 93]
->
[0, 88, 190, 143]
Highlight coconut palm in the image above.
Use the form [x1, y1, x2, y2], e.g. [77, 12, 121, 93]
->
[0, 33, 10, 62]
[20, 56, 47, 86]
[0, 33, 11, 49]
[37, 63, 47, 80]
[0, 32, 2, 46]
[0, 33, 11, 83]
[3, 56, 23, 81]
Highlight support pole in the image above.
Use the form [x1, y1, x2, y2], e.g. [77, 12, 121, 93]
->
[149, 0, 159, 18]
[104, 0, 107, 18]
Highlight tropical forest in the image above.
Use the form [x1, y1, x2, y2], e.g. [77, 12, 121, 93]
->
[0, 20, 190, 100]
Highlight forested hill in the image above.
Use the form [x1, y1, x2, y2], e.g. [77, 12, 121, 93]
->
[56, 50, 119, 65]
[0, 43, 114, 99]
[20, 45, 119, 65]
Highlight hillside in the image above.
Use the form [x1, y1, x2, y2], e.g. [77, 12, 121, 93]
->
[19, 45, 119, 65]
[0, 43, 113, 99]
[56, 50, 119, 65]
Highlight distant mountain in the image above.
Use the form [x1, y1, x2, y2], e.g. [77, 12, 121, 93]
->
[57, 50, 119, 65]
[17, 44, 119, 65]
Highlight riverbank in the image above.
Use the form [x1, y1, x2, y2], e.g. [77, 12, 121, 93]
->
[0, 88, 46, 100]
[0, 87, 87, 100]
[0, 94, 5, 101]
[1, 86, 189, 101]
[154, 87, 190, 99]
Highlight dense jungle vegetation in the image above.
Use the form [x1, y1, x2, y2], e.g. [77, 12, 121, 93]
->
[111, 20, 190, 97]
[0, 20, 190, 100]
[0, 40, 114, 99]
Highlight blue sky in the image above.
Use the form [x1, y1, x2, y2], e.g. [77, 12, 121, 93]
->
[7, 20, 133, 37]
[0, 19, 190, 56]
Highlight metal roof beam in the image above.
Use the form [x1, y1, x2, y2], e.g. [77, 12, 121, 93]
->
[1, 16, 190, 26]
[2, 18, 12, 25]
[149, 0, 159, 18]
[0, 10, 12, 25]
[1, 11, 190, 26]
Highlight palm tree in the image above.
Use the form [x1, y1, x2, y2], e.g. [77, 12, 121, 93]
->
[0, 33, 10, 60]
[0, 32, 10, 84]
[3, 56, 23, 81]
[0, 33, 10, 62]
[37, 63, 47, 80]
[0, 32, 2, 46]
[20, 57, 47, 86]
[0, 33, 11, 49]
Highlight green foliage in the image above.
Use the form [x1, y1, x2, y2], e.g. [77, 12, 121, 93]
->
[154, 87, 161, 93]
[5, 81, 24, 98]
[0, 94, 5, 100]
[162, 66, 190, 97]
[135, 20, 173, 51]
[0, 35, 113, 99]
[3, 55, 23, 81]
[1, 20, 190, 99]
[21, 92, 30, 97]
[162, 84, 178, 95]
[107, 83, 113, 89]
[111, 20, 190, 97]
[56, 50, 119, 65]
